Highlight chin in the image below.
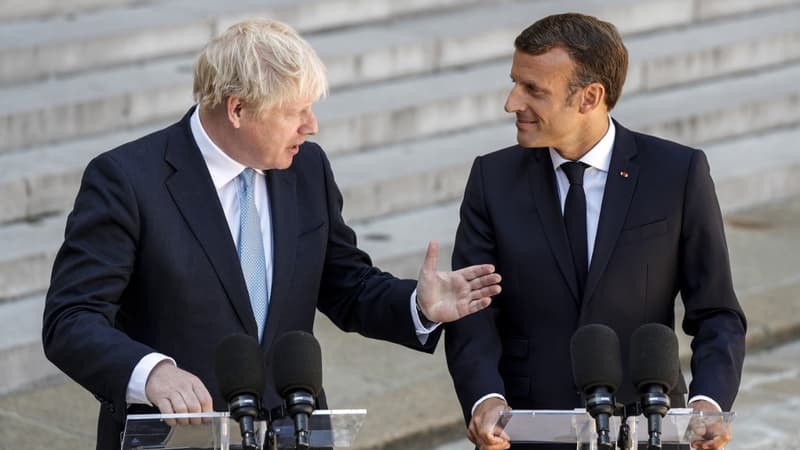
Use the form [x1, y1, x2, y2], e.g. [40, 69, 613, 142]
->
[517, 133, 542, 149]
[276, 157, 296, 170]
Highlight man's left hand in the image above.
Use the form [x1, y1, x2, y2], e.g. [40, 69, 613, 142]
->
[416, 241, 501, 323]
[689, 399, 731, 450]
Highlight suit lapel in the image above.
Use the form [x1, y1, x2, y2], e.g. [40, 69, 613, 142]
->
[260, 168, 298, 350]
[528, 148, 581, 303]
[584, 121, 639, 305]
[164, 110, 259, 338]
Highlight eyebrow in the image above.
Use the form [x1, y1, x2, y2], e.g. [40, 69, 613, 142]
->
[511, 75, 550, 95]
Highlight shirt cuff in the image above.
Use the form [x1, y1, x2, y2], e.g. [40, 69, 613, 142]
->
[688, 395, 722, 412]
[126, 353, 175, 405]
[410, 289, 441, 345]
[471, 393, 507, 416]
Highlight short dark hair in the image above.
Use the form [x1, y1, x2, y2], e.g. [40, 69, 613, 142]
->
[514, 13, 628, 110]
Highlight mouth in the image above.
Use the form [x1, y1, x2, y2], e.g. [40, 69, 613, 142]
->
[515, 118, 538, 129]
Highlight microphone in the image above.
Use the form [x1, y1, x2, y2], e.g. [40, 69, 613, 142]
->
[272, 330, 323, 450]
[214, 334, 265, 450]
[630, 323, 680, 450]
[571, 324, 623, 450]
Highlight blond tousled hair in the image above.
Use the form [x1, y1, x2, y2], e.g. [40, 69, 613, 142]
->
[193, 18, 328, 115]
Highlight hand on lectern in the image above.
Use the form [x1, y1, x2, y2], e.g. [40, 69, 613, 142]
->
[467, 397, 511, 450]
[146, 360, 214, 426]
[688, 399, 731, 450]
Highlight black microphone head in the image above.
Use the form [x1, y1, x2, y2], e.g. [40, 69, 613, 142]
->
[272, 330, 322, 397]
[570, 324, 623, 393]
[630, 323, 680, 392]
[214, 334, 266, 401]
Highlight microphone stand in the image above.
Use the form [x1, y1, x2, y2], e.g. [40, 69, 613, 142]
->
[265, 405, 284, 450]
[616, 402, 639, 450]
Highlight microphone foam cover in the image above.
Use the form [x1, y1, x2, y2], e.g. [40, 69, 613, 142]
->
[214, 334, 266, 401]
[272, 330, 322, 397]
[630, 323, 680, 391]
[570, 323, 623, 392]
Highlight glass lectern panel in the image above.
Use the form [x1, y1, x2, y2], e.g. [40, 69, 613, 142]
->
[496, 409, 734, 446]
[122, 409, 366, 449]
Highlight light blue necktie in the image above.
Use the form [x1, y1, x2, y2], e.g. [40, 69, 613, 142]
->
[237, 168, 268, 341]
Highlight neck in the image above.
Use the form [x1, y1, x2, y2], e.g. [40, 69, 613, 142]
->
[198, 106, 245, 165]
[554, 114, 610, 161]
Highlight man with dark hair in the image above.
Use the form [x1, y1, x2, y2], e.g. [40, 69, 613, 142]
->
[445, 13, 745, 450]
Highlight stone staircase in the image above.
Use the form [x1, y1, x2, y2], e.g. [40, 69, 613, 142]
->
[1, 0, 800, 447]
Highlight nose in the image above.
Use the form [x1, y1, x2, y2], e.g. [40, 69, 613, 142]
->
[504, 84, 525, 114]
[300, 110, 319, 136]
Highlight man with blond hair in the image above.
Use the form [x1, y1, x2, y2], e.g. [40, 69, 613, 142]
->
[42, 19, 501, 450]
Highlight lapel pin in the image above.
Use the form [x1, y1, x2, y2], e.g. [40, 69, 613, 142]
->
[619, 170, 629, 178]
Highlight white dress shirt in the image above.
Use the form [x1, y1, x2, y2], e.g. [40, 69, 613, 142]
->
[125, 108, 437, 405]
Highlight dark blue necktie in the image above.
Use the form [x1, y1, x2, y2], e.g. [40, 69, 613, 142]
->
[562, 161, 589, 299]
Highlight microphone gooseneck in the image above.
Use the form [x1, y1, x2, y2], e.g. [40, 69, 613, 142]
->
[214, 334, 266, 450]
[571, 323, 623, 450]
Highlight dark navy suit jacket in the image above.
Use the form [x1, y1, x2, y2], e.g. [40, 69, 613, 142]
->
[43, 109, 436, 449]
[445, 121, 746, 442]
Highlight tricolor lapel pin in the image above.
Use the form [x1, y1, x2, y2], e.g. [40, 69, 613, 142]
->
[620, 170, 629, 178]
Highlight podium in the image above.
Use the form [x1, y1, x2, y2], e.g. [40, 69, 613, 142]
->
[495, 408, 734, 448]
[121, 409, 366, 449]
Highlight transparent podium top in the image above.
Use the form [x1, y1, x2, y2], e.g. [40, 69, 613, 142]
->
[495, 408, 734, 445]
[122, 409, 366, 449]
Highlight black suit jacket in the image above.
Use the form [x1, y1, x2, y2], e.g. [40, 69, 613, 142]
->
[445, 121, 746, 427]
[42, 109, 436, 449]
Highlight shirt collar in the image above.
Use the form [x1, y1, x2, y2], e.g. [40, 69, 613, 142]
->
[549, 115, 616, 172]
[190, 107, 250, 189]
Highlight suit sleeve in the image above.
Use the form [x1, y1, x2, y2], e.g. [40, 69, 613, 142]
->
[42, 154, 155, 418]
[445, 156, 505, 423]
[312, 146, 437, 352]
[679, 150, 747, 411]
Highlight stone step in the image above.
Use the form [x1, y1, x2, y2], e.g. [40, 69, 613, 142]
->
[316, 1, 800, 91]
[3, 3, 800, 154]
[0, 0, 491, 85]
[613, 63, 800, 145]
[0, 214, 65, 302]
[0, 126, 154, 225]
[2, 41, 799, 226]
[0, 0, 140, 22]
[0, 294, 56, 396]
[4, 0, 799, 87]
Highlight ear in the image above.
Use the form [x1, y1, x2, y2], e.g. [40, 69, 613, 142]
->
[579, 83, 606, 114]
[226, 96, 244, 128]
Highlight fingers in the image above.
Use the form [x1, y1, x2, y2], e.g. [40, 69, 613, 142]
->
[146, 361, 211, 426]
[457, 263, 497, 281]
[468, 297, 492, 313]
[468, 398, 511, 450]
[468, 271, 501, 287]
[470, 284, 502, 301]
[421, 241, 439, 274]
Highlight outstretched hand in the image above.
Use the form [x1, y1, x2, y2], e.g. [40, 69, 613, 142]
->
[416, 241, 501, 323]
